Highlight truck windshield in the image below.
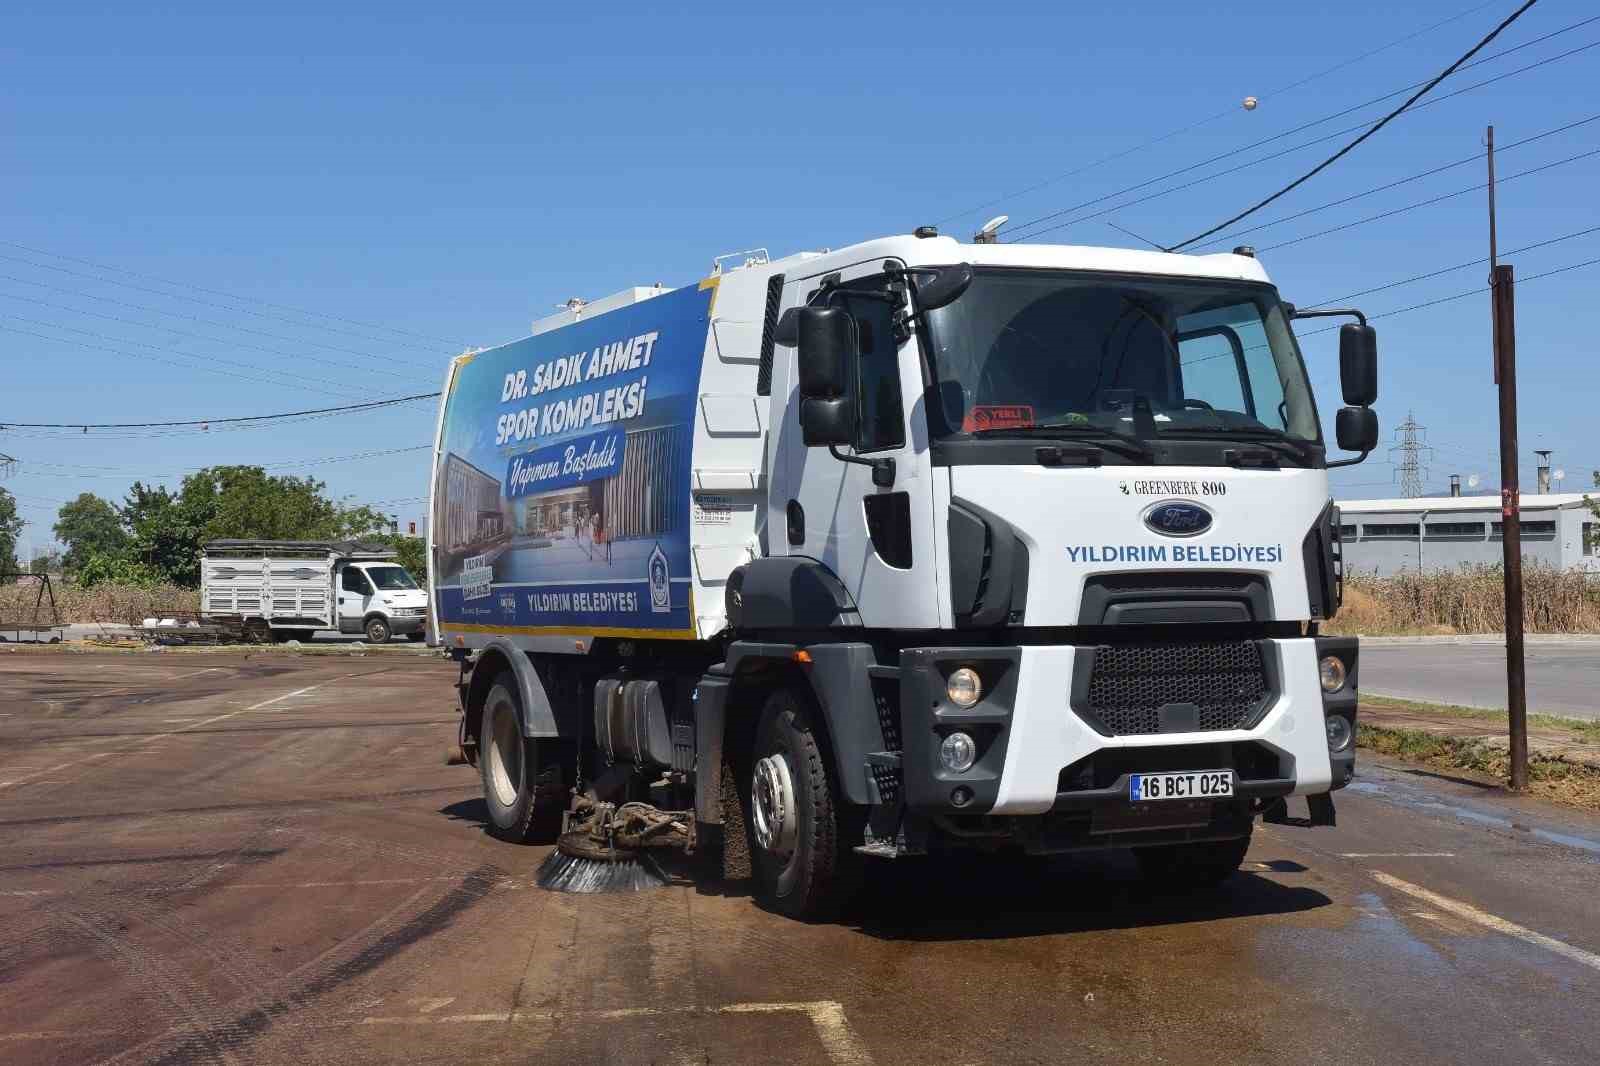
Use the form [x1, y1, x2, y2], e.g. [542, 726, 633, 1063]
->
[920, 268, 1320, 446]
[364, 565, 419, 591]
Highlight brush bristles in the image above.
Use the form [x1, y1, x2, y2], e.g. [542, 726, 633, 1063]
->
[535, 849, 669, 893]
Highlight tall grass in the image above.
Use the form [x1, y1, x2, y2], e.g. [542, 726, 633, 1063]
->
[1326, 563, 1600, 635]
[0, 579, 200, 628]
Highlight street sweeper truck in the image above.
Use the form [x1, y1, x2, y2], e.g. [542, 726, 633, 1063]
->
[428, 228, 1379, 916]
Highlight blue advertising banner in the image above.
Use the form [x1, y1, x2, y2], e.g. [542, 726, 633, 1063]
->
[431, 280, 715, 637]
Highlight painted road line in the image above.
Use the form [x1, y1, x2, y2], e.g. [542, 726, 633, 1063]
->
[0, 752, 118, 789]
[0, 676, 364, 791]
[1371, 871, 1600, 973]
[1341, 852, 1456, 858]
[348, 1001, 874, 1066]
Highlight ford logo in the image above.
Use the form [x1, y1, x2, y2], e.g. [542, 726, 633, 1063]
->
[1143, 499, 1213, 538]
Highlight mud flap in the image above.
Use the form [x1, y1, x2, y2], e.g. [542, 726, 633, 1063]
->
[1261, 793, 1336, 828]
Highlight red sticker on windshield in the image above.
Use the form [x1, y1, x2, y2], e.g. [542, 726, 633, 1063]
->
[962, 404, 1035, 432]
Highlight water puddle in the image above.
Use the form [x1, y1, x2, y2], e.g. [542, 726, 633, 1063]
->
[1348, 773, 1600, 858]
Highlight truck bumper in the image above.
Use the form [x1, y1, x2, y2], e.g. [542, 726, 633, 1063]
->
[895, 636, 1356, 820]
[386, 614, 427, 635]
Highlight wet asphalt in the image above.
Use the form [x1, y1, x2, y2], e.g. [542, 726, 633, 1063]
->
[1, 649, 1597, 1066]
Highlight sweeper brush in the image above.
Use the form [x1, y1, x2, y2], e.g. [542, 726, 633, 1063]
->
[534, 799, 692, 894]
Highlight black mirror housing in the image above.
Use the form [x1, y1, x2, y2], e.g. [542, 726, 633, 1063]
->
[801, 396, 856, 447]
[916, 263, 974, 312]
[1339, 324, 1378, 406]
[797, 307, 853, 400]
[1336, 406, 1378, 453]
[773, 307, 800, 348]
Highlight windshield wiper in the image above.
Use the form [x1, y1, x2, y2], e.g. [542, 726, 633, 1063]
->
[1162, 425, 1316, 463]
[973, 422, 1157, 462]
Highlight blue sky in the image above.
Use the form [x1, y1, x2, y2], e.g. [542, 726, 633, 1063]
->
[3, 0, 1596, 555]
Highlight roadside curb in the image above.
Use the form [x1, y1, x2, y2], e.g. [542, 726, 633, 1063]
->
[1360, 634, 1600, 646]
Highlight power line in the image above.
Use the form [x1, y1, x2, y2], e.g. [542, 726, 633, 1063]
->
[0, 391, 440, 430]
[0, 314, 372, 399]
[935, 1, 1507, 228]
[1298, 252, 1600, 336]
[0, 271, 445, 372]
[0, 240, 466, 350]
[0, 321, 367, 401]
[1192, 112, 1600, 250]
[1255, 145, 1600, 253]
[1002, 9, 1593, 243]
[1308, 223, 1600, 306]
[1009, 35, 1600, 245]
[1164, 0, 1543, 251]
[0, 289, 436, 386]
[8, 444, 432, 481]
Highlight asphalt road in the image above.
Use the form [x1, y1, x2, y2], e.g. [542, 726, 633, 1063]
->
[1361, 640, 1600, 718]
[2, 650, 1599, 1065]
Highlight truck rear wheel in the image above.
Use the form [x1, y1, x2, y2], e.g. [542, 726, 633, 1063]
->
[747, 688, 852, 919]
[1134, 828, 1252, 889]
[479, 674, 565, 843]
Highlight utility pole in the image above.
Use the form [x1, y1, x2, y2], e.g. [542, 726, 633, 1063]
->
[1492, 264, 1528, 791]
[1487, 125, 1500, 381]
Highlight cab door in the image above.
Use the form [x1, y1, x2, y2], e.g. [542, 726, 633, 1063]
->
[337, 564, 374, 633]
[774, 261, 940, 629]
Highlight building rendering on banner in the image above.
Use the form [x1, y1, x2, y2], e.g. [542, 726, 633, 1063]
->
[1335, 493, 1599, 576]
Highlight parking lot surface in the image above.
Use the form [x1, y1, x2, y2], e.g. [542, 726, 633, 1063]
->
[2, 649, 1598, 1065]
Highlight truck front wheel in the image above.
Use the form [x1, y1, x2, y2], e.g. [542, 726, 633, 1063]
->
[479, 674, 564, 843]
[364, 617, 391, 644]
[747, 688, 853, 919]
[1134, 828, 1252, 889]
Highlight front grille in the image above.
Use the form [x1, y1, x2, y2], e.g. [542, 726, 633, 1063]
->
[1078, 640, 1271, 736]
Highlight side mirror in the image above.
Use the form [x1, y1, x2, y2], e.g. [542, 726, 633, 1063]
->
[1336, 406, 1378, 453]
[773, 307, 800, 348]
[915, 263, 973, 312]
[1339, 324, 1378, 406]
[797, 306, 853, 400]
[800, 396, 856, 447]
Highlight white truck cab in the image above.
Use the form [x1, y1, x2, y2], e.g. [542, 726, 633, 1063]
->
[336, 560, 430, 643]
[430, 229, 1380, 917]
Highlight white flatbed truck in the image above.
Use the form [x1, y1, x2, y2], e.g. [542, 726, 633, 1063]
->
[428, 229, 1378, 917]
[202, 539, 429, 644]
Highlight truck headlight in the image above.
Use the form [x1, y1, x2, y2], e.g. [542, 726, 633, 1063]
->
[1325, 714, 1353, 752]
[946, 667, 982, 708]
[939, 731, 978, 773]
[1318, 655, 1348, 693]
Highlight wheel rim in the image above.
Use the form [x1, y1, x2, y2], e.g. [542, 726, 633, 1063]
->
[367, 621, 387, 642]
[751, 753, 799, 859]
[486, 702, 522, 809]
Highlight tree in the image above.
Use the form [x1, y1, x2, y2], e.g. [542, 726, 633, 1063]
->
[371, 533, 427, 581]
[109, 466, 396, 587]
[29, 551, 62, 575]
[0, 487, 22, 575]
[53, 493, 127, 573]
[1585, 470, 1600, 557]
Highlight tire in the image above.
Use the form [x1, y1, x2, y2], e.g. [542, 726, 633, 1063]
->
[1134, 828, 1252, 889]
[478, 673, 565, 843]
[364, 617, 391, 644]
[746, 688, 854, 919]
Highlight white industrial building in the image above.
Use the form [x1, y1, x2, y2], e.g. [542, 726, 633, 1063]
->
[1335, 493, 1599, 576]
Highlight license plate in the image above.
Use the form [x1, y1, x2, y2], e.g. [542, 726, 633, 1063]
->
[1130, 770, 1233, 802]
